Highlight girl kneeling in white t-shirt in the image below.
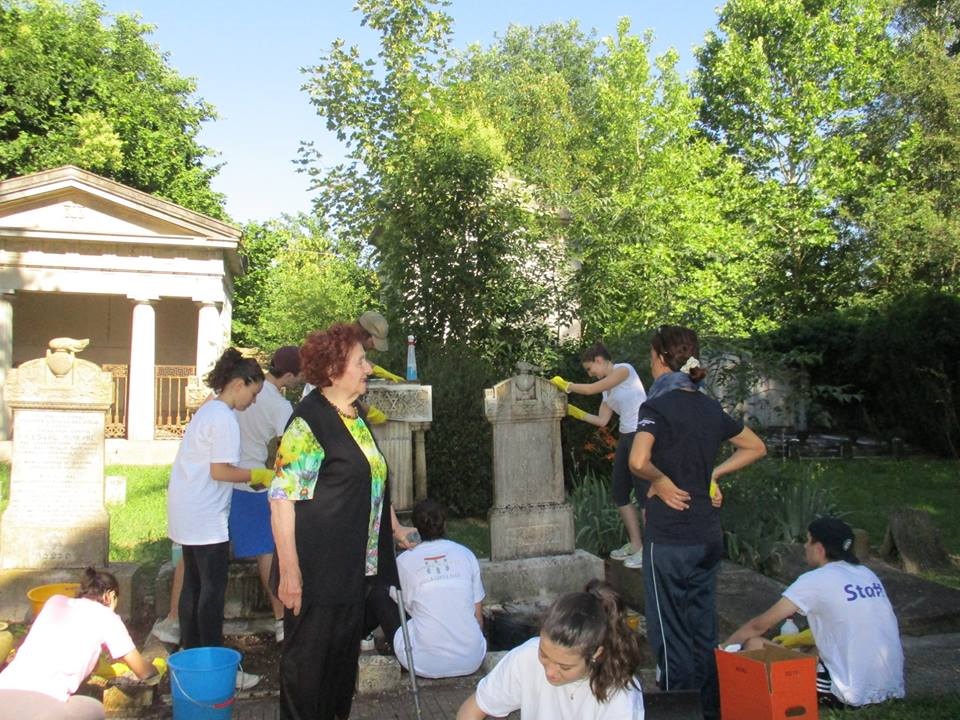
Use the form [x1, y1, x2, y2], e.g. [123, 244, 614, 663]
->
[457, 579, 645, 720]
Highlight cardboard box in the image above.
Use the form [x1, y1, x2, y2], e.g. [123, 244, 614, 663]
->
[715, 645, 818, 720]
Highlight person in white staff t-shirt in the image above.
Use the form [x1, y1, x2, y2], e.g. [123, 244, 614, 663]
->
[723, 517, 904, 709]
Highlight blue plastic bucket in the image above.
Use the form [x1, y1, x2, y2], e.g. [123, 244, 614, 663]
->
[168, 647, 241, 720]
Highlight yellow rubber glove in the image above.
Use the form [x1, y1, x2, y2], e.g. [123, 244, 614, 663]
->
[250, 467, 274, 490]
[550, 375, 571, 393]
[92, 653, 118, 678]
[366, 405, 388, 425]
[371, 364, 404, 383]
[774, 627, 814, 648]
[110, 661, 132, 677]
[151, 657, 167, 677]
[709, 480, 720, 500]
[566, 404, 590, 422]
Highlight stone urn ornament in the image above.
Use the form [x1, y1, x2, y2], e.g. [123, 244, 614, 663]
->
[45, 337, 90, 377]
[514, 361, 541, 399]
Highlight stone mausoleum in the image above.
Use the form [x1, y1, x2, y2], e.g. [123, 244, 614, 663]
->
[0, 166, 241, 458]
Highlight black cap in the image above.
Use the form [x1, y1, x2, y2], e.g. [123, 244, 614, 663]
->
[808, 517, 860, 564]
[270, 345, 301, 377]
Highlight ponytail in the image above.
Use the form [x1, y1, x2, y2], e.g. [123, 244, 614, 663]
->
[205, 348, 264, 393]
[584, 579, 642, 702]
[541, 579, 641, 703]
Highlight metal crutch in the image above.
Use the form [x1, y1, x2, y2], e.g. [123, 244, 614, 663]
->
[394, 539, 423, 720]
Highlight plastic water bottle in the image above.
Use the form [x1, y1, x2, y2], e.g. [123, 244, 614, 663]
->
[405, 335, 418, 382]
[780, 617, 799, 637]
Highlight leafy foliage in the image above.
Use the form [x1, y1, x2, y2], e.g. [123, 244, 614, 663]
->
[0, 0, 224, 216]
[569, 468, 626, 556]
[721, 460, 839, 571]
[232, 215, 379, 350]
[417, 342, 497, 517]
[695, 0, 895, 321]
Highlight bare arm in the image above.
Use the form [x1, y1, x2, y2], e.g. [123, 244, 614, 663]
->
[578, 401, 615, 428]
[456, 694, 488, 720]
[270, 498, 302, 615]
[568, 366, 629, 396]
[119, 649, 157, 683]
[712, 426, 767, 482]
[210, 462, 253, 484]
[474, 602, 483, 627]
[391, 505, 419, 549]
[629, 431, 690, 511]
[724, 596, 798, 648]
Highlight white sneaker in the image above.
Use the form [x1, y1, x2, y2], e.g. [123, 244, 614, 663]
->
[610, 542, 638, 561]
[274, 619, 284, 643]
[150, 616, 180, 644]
[360, 634, 375, 651]
[236, 670, 260, 691]
[623, 550, 644, 569]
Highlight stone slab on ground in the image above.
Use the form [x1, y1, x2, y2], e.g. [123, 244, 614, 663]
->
[901, 632, 960, 696]
[869, 560, 960, 635]
[715, 561, 787, 638]
[480, 549, 604, 604]
[606, 556, 645, 611]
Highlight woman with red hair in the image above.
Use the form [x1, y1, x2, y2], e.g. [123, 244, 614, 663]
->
[268, 323, 405, 720]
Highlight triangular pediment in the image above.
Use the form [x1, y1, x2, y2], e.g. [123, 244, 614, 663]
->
[0, 166, 240, 243]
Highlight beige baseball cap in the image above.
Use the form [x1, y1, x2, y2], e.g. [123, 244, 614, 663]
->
[357, 311, 389, 351]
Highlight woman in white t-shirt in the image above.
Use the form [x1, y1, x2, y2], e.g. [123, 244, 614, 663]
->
[167, 348, 270, 659]
[0, 567, 158, 720]
[552, 343, 648, 568]
[457, 580, 644, 720]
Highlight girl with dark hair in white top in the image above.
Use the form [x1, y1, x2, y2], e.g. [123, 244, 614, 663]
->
[552, 343, 648, 568]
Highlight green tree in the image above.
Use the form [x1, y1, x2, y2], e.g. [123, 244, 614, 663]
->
[852, 0, 960, 299]
[0, 0, 224, 217]
[301, 0, 570, 370]
[454, 20, 762, 339]
[233, 215, 378, 350]
[695, 0, 895, 320]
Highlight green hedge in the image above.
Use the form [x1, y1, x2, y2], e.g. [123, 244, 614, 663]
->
[417, 343, 498, 517]
[763, 291, 960, 456]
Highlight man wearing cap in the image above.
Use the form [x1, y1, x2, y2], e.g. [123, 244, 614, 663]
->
[231, 345, 302, 643]
[302, 311, 405, 405]
[722, 517, 904, 708]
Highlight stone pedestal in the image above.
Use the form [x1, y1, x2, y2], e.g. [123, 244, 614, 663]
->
[363, 382, 432, 512]
[484, 373, 573, 560]
[1, 343, 113, 569]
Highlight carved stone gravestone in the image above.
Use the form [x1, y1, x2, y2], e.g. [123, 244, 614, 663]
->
[1, 338, 113, 569]
[484, 369, 574, 560]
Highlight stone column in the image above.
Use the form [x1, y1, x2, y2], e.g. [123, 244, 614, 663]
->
[195, 301, 222, 380]
[362, 383, 433, 513]
[127, 299, 156, 441]
[0, 292, 13, 440]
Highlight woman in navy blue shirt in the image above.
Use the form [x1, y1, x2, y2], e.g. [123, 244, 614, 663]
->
[629, 325, 765, 720]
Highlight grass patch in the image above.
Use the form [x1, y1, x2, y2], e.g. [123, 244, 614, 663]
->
[822, 695, 960, 719]
[447, 516, 490, 559]
[734, 457, 960, 588]
[106, 465, 171, 571]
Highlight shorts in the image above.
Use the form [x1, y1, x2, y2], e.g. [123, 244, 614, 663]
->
[612, 431, 649, 507]
[816, 659, 850, 709]
[228, 489, 275, 558]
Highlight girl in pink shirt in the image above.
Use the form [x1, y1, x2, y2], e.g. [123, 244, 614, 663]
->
[0, 567, 157, 720]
